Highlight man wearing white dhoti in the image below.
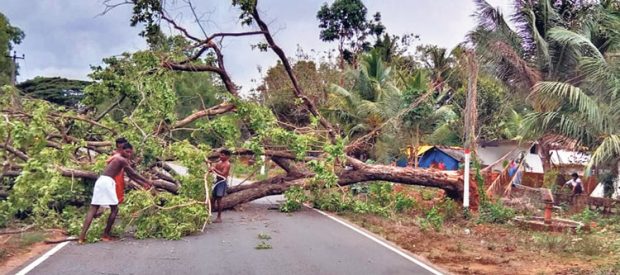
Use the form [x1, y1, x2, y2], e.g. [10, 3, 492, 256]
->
[78, 143, 152, 244]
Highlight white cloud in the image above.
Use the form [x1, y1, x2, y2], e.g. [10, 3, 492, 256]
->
[1, 0, 515, 89]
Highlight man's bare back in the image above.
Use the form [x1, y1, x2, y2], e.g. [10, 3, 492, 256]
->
[102, 157, 128, 178]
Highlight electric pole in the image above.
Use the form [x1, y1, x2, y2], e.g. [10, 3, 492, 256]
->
[6, 51, 25, 86]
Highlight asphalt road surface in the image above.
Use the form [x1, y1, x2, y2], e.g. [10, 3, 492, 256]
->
[14, 196, 441, 275]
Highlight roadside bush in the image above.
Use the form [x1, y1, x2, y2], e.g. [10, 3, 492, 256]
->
[0, 201, 14, 228]
[351, 200, 389, 217]
[312, 190, 350, 212]
[420, 189, 435, 201]
[437, 198, 458, 220]
[394, 192, 415, 213]
[571, 207, 600, 224]
[367, 182, 393, 207]
[478, 201, 515, 224]
[418, 206, 444, 232]
[280, 186, 308, 213]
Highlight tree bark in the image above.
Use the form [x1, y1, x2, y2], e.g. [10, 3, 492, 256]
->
[170, 103, 235, 130]
[221, 163, 477, 210]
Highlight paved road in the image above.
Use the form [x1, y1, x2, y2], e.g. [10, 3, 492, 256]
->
[14, 197, 441, 275]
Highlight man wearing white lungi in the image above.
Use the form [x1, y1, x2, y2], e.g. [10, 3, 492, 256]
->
[78, 143, 152, 244]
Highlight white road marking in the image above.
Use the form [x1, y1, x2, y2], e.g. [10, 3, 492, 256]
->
[14, 241, 70, 275]
[312, 208, 444, 275]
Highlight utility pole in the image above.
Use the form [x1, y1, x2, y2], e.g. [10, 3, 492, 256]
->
[463, 50, 478, 212]
[6, 51, 25, 86]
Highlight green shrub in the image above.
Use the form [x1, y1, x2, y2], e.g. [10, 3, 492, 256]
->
[280, 186, 307, 213]
[0, 201, 15, 228]
[351, 200, 390, 217]
[437, 198, 458, 220]
[312, 190, 350, 212]
[572, 207, 600, 224]
[478, 201, 515, 224]
[419, 206, 444, 232]
[420, 189, 435, 201]
[394, 193, 415, 213]
[367, 182, 393, 207]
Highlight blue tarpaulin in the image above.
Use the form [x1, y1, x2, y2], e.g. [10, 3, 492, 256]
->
[418, 147, 461, 170]
[396, 157, 408, 167]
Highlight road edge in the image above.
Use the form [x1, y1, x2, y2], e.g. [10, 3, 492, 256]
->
[13, 241, 70, 275]
[311, 207, 447, 275]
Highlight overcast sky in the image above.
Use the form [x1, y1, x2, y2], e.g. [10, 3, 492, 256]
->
[0, 0, 513, 92]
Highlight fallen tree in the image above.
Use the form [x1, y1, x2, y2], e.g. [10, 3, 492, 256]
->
[0, 0, 477, 238]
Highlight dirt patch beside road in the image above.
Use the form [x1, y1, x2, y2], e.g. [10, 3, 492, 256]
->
[340, 213, 619, 275]
[0, 229, 67, 274]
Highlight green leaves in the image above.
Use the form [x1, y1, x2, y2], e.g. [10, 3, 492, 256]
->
[120, 191, 207, 240]
[280, 186, 307, 213]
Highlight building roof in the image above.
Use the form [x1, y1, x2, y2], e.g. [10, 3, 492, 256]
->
[436, 146, 465, 161]
[417, 145, 465, 161]
[550, 150, 590, 166]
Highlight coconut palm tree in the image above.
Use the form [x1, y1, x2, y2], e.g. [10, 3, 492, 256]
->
[326, 50, 402, 139]
[470, 0, 620, 170]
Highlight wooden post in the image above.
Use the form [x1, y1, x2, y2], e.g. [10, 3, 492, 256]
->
[463, 50, 478, 210]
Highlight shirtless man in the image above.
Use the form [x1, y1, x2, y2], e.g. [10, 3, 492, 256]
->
[109, 137, 128, 204]
[209, 149, 231, 223]
[94, 137, 129, 219]
[79, 143, 151, 243]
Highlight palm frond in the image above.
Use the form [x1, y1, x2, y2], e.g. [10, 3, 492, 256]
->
[529, 81, 608, 132]
[357, 100, 386, 120]
[579, 56, 620, 98]
[523, 111, 589, 144]
[522, 7, 551, 68]
[473, 0, 521, 45]
[588, 134, 620, 169]
[328, 84, 357, 107]
[548, 27, 605, 60]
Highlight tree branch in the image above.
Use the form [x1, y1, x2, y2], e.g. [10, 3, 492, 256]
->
[250, 3, 336, 140]
[160, 12, 202, 42]
[0, 144, 28, 161]
[207, 31, 265, 41]
[169, 102, 235, 130]
[161, 61, 224, 74]
[94, 94, 126, 122]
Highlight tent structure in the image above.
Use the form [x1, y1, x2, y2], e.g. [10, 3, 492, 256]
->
[476, 140, 543, 173]
[418, 146, 464, 171]
[590, 181, 620, 199]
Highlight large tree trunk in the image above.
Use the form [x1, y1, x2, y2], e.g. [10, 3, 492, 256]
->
[221, 163, 478, 210]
